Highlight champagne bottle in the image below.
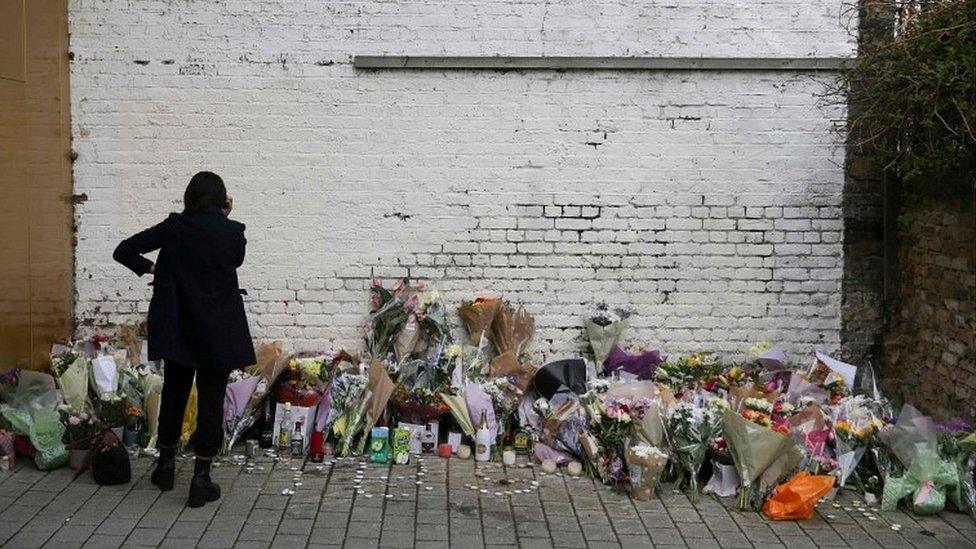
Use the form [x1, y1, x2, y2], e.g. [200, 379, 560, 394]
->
[475, 409, 491, 462]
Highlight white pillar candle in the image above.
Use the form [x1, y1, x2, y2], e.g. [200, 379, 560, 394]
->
[502, 449, 516, 466]
[567, 461, 583, 477]
[541, 459, 557, 474]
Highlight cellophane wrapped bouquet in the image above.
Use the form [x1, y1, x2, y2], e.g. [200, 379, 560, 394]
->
[667, 401, 721, 502]
[586, 395, 655, 489]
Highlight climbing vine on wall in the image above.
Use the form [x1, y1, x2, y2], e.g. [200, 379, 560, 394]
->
[836, 0, 976, 184]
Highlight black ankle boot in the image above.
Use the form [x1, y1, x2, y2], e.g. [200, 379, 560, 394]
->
[187, 458, 221, 508]
[151, 448, 176, 491]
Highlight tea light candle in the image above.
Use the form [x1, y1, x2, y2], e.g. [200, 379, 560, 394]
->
[502, 449, 516, 466]
[456, 445, 472, 459]
[541, 459, 557, 474]
[567, 461, 583, 477]
[438, 443, 453, 458]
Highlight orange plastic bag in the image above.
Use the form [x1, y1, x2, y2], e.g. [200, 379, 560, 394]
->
[762, 471, 835, 520]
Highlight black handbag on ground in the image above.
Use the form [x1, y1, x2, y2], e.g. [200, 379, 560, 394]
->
[75, 429, 131, 485]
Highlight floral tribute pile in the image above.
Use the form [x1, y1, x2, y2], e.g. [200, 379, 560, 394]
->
[0, 281, 973, 523]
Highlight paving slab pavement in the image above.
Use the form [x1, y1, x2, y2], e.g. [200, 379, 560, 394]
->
[0, 451, 973, 548]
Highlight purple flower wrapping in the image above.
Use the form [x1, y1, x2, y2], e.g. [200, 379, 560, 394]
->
[603, 345, 663, 380]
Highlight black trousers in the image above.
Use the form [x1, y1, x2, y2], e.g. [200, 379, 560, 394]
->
[157, 360, 231, 458]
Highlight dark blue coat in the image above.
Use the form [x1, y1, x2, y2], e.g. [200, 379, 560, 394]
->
[113, 206, 256, 370]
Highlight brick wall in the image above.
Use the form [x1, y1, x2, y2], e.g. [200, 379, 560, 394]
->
[68, 1, 855, 360]
[882, 186, 976, 420]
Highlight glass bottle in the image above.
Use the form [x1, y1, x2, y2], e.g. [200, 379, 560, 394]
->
[475, 410, 491, 462]
[278, 402, 292, 454]
[290, 419, 305, 458]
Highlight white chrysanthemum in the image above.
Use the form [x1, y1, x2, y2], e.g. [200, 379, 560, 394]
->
[743, 397, 773, 414]
[631, 444, 668, 459]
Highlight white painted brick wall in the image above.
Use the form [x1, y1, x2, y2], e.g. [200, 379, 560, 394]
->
[69, 0, 853, 360]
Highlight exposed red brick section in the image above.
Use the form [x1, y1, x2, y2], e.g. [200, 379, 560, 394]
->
[882, 185, 976, 421]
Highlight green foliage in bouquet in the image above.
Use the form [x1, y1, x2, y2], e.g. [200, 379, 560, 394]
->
[655, 351, 722, 393]
[50, 349, 79, 378]
[61, 410, 99, 447]
[98, 394, 126, 427]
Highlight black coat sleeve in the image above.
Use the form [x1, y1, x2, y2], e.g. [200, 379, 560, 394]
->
[235, 231, 247, 268]
[113, 220, 167, 276]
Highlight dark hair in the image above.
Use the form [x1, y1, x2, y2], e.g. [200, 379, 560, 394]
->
[183, 171, 227, 214]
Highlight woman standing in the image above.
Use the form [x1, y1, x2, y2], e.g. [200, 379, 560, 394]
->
[113, 171, 255, 507]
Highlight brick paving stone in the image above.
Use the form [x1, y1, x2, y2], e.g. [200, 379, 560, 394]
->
[0, 455, 973, 549]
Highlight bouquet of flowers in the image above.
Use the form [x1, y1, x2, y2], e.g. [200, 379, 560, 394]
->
[458, 296, 503, 346]
[625, 444, 669, 501]
[97, 393, 125, 427]
[481, 376, 523, 445]
[490, 303, 535, 359]
[788, 405, 835, 476]
[936, 419, 976, 518]
[723, 408, 803, 509]
[124, 405, 143, 430]
[275, 356, 329, 406]
[584, 303, 634, 366]
[224, 341, 291, 450]
[655, 351, 722, 395]
[808, 353, 855, 405]
[337, 388, 371, 456]
[395, 283, 451, 361]
[831, 395, 887, 489]
[63, 410, 99, 448]
[488, 350, 537, 393]
[327, 360, 395, 457]
[324, 371, 368, 436]
[739, 397, 791, 435]
[667, 402, 721, 502]
[603, 344, 663, 381]
[354, 360, 396, 455]
[50, 345, 89, 412]
[702, 363, 764, 394]
[881, 405, 958, 515]
[440, 387, 475, 438]
[588, 395, 655, 488]
[391, 385, 449, 424]
[538, 397, 588, 463]
[366, 278, 415, 359]
[117, 321, 148, 366]
[222, 372, 262, 453]
[390, 343, 454, 423]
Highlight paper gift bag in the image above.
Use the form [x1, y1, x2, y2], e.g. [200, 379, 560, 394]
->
[91, 355, 119, 395]
[703, 461, 740, 497]
[273, 403, 316, 453]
